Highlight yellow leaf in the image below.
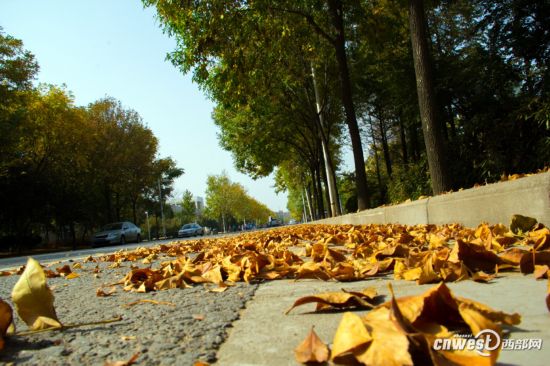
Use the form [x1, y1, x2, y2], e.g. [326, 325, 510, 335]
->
[294, 327, 330, 364]
[11, 257, 62, 330]
[331, 312, 371, 360]
[65, 272, 80, 279]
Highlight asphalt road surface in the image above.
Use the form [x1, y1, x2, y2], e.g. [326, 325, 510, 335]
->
[0, 234, 258, 365]
[0, 235, 215, 270]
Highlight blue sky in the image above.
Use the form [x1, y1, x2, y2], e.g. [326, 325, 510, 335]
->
[0, 0, 291, 211]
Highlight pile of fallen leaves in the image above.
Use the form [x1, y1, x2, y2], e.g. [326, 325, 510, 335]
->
[294, 283, 521, 365]
[79, 215, 549, 303]
[1, 214, 549, 365]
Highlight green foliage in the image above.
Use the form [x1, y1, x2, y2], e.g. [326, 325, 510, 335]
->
[0, 31, 182, 249]
[204, 172, 273, 231]
[177, 190, 197, 225]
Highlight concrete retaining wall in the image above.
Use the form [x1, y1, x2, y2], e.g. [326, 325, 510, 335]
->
[314, 172, 550, 227]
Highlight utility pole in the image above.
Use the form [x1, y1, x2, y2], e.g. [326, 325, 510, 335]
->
[158, 178, 166, 238]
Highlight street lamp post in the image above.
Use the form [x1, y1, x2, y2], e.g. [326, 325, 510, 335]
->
[145, 211, 151, 241]
[158, 178, 166, 238]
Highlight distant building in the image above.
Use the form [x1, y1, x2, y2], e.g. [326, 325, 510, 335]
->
[195, 196, 204, 215]
[277, 210, 291, 224]
[170, 204, 182, 214]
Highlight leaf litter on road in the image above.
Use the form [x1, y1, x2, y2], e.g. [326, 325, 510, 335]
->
[0, 216, 548, 363]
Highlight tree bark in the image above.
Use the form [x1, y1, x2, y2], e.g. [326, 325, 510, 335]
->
[314, 164, 325, 219]
[311, 64, 341, 216]
[377, 113, 393, 178]
[408, 0, 452, 194]
[320, 156, 333, 217]
[327, 0, 369, 210]
[398, 115, 409, 167]
[369, 118, 386, 203]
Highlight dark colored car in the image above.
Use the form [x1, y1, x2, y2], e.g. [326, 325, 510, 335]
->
[177, 223, 204, 238]
[92, 221, 141, 246]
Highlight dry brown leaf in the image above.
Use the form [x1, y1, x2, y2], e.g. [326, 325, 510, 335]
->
[286, 288, 378, 314]
[122, 299, 175, 308]
[294, 327, 330, 364]
[0, 298, 13, 350]
[193, 314, 205, 321]
[11, 257, 62, 330]
[519, 250, 550, 273]
[96, 287, 117, 297]
[104, 352, 140, 366]
[56, 264, 72, 276]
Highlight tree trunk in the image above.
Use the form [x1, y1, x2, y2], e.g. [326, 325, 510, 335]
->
[408, 120, 421, 162]
[314, 164, 325, 219]
[327, 0, 369, 210]
[320, 156, 332, 217]
[311, 64, 341, 217]
[408, 0, 452, 194]
[369, 118, 386, 203]
[377, 114, 393, 178]
[305, 185, 314, 222]
[398, 115, 409, 167]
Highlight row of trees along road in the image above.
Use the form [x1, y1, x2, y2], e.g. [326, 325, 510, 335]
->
[145, 0, 549, 221]
[204, 172, 274, 233]
[0, 29, 183, 251]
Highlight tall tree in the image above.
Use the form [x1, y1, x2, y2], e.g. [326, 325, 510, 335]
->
[408, 0, 452, 194]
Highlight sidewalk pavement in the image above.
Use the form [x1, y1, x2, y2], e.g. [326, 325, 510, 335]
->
[216, 273, 549, 366]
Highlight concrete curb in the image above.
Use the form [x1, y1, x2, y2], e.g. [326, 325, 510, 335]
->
[314, 172, 550, 227]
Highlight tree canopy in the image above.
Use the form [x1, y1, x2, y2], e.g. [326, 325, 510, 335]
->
[0, 30, 183, 250]
[144, 0, 549, 213]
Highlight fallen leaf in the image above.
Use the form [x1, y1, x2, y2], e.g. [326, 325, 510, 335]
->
[0, 298, 13, 350]
[11, 257, 62, 330]
[331, 312, 371, 361]
[534, 265, 550, 279]
[104, 352, 140, 366]
[120, 335, 136, 341]
[56, 264, 72, 276]
[97, 287, 117, 297]
[510, 214, 538, 234]
[65, 272, 80, 279]
[193, 314, 205, 321]
[72, 263, 82, 269]
[519, 250, 550, 273]
[294, 327, 330, 364]
[286, 288, 378, 314]
[122, 299, 175, 308]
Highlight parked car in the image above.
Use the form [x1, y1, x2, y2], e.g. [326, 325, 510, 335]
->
[177, 223, 204, 238]
[267, 218, 281, 227]
[92, 221, 141, 246]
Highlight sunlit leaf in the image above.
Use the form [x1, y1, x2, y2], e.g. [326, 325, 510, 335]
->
[294, 327, 329, 364]
[11, 257, 62, 330]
